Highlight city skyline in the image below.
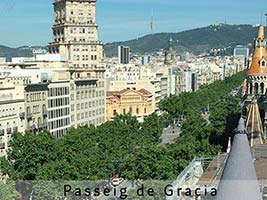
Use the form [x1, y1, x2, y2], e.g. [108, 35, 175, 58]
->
[0, 0, 266, 47]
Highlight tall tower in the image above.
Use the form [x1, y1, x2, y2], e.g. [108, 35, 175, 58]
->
[244, 25, 267, 145]
[118, 46, 130, 64]
[164, 38, 176, 65]
[48, 0, 106, 128]
[48, 0, 104, 69]
[246, 25, 267, 96]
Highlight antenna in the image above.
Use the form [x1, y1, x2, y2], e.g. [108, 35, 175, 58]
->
[150, 9, 154, 34]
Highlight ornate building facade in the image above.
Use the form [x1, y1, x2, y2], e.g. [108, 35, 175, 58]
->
[244, 25, 267, 146]
[164, 38, 177, 65]
[48, 0, 106, 128]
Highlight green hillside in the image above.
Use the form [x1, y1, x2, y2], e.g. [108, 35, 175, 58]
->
[0, 24, 259, 59]
[0, 45, 33, 60]
[104, 24, 258, 57]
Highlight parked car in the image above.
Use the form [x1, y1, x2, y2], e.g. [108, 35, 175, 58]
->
[111, 177, 124, 186]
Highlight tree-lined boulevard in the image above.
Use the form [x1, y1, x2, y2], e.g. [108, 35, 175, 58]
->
[0, 71, 245, 199]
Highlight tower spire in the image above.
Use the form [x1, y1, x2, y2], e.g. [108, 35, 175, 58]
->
[215, 118, 262, 200]
[246, 25, 267, 75]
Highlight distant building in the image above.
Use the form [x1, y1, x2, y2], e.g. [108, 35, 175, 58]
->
[234, 45, 249, 58]
[32, 48, 47, 55]
[141, 56, 151, 65]
[0, 58, 6, 64]
[11, 57, 35, 63]
[118, 46, 130, 64]
[106, 89, 154, 122]
[185, 71, 197, 92]
[164, 38, 176, 65]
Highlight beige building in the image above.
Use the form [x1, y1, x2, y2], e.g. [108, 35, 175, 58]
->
[47, 80, 71, 138]
[0, 86, 25, 157]
[48, 0, 106, 128]
[106, 80, 158, 112]
[106, 89, 154, 122]
[24, 84, 49, 133]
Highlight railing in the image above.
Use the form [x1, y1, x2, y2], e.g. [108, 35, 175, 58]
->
[27, 113, 33, 120]
[166, 154, 226, 200]
[19, 112, 25, 119]
[0, 143, 5, 149]
[43, 111, 48, 117]
[6, 128, 12, 135]
[0, 113, 16, 119]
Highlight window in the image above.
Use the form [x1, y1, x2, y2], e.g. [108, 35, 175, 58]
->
[136, 108, 139, 115]
[261, 60, 266, 67]
[113, 110, 117, 116]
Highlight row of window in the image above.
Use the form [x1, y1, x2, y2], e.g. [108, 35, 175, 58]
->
[52, 128, 67, 139]
[73, 45, 97, 52]
[73, 55, 97, 61]
[74, 99, 105, 111]
[48, 98, 70, 108]
[0, 127, 18, 136]
[70, 27, 95, 34]
[48, 108, 70, 119]
[73, 117, 105, 127]
[26, 92, 46, 102]
[76, 108, 105, 121]
[48, 87, 69, 97]
[0, 107, 23, 119]
[49, 117, 70, 130]
[69, 9, 93, 16]
[26, 104, 46, 115]
[113, 107, 148, 116]
[72, 64, 99, 69]
[76, 90, 104, 100]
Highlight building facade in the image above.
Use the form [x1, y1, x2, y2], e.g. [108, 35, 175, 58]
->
[106, 89, 154, 122]
[24, 84, 49, 133]
[47, 81, 71, 137]
[0, 86, 25, 157]
[118, 46, 130, 64]
[48, 0, 106, 128]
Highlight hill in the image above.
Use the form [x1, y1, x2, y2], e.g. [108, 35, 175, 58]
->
[0, 24, 259, 59]
[104, 24, 258, 57]
[0, 45, 33, 61]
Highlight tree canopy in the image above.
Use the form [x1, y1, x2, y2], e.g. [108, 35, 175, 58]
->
[0, 71, 244, 191]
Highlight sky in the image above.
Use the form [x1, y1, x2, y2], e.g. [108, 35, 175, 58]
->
[0, 0, 266, 47]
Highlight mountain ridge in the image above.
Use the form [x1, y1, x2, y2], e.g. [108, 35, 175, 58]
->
[0, 24, 259, 59]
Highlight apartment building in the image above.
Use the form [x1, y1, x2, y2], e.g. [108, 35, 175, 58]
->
[48, 0, 106, 127]
[0, 86, 25, 157]
[106, 89, 154, 122]
[24, 84, 49, 133]
[47, 81, 71, 138]
[70, 78, 105, 127]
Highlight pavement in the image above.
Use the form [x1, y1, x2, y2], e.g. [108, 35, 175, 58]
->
[160, 125, 181, 146]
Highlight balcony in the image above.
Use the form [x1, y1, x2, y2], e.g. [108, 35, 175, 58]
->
[43, 111, 48, 118]
[19, 112, 25, 119]
[7, 141, 11, 147]
[0, 130, 4, 136]
[0, 143, 5, 149]
[38, 123, 48, 129]
[27, 113, 33, 121]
